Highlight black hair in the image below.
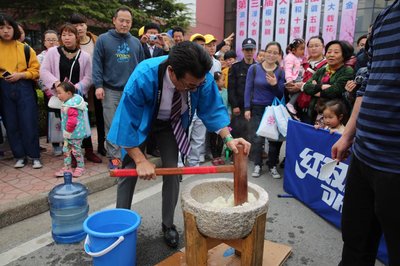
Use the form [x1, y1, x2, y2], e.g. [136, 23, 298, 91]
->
[114, 6, 132, 18]
[288, 38, 305, 52]
[341, 40, 355, 55]
[357, 34, 368, 45]
[42, 29, 58, 48]
[172, 26, 185, 36]
[265, 41, 283, 55]
[59, 23, 80, 48]
[214, 71, 223, 81]
[224, 50, 237, 60]
[325, 40, 353, 62]
[307, 35, 324, 47]
[324, 99, 349, 125]
[167, 41, 212, 79]
[69, 13, 87, 24]
[257, 49, 265, 56]
[58, 81, 76, 94]
[144, 22, 161, 34]
[0, 14, 21, 40]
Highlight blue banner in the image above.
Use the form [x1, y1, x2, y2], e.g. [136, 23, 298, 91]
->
[283, 120, 388, 264]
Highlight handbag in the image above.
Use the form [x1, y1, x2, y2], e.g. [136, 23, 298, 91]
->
[256, 102, 279, 141]
[272, 97, 292, 137]
[48, 111, 63, 143]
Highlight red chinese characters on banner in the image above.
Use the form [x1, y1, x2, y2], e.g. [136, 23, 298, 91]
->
[248, 0, 261, 45]
[290, 0, 305, 41]
[305, 0, 322, 45]
[235, 0, 248, 60]
[261, 0, 275, 49]
[323, 0, 340, 43]
[275, 0, 290, 52]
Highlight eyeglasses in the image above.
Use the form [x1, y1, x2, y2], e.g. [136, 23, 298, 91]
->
[45, 39, 58, 42]
[179, 78, 206, 91]
[266, 50, 279, 56]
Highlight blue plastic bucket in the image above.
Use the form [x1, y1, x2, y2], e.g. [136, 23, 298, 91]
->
[83, 209, 141, 266]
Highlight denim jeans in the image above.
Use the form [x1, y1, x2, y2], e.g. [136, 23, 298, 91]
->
[249, 105, 282, 168]
[0, 79, 40, 159]
[117, 119, 180, 227]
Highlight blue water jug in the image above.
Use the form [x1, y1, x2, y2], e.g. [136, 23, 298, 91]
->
[49, 172, 89, 243]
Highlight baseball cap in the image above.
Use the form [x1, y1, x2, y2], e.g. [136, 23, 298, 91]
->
[138, 26, 144, 37]
[204, 34, 217, 45]
[190, 33, 205, 42]
[242, 38, 256, 49]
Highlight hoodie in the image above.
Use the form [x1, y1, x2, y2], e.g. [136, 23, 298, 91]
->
[92, 29, 145, 91]
[61, 94, 87, 139]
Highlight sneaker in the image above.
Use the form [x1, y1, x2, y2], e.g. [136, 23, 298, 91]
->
[73, 167, 85, 177]
[32, 159, 43, 169]
[199, 155, 205, 163]
[269, 166, 281, 179]
[14, 159, 26, 168]
[252, 165, 261, 177]
[108, 158, 121, 169]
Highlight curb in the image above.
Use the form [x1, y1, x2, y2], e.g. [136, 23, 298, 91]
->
[0, 172, 117, 229]
[0, 156, 162, 229]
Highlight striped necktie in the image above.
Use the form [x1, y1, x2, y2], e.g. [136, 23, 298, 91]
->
[170, 90, 190, 155]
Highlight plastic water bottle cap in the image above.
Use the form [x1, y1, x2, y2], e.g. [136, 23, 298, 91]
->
[64, 172, 73, 184]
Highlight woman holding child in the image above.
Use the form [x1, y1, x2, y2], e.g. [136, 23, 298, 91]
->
[40, 23, 92, 177]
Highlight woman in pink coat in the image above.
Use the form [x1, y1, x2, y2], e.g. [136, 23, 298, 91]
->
[40, 23, 102, 169]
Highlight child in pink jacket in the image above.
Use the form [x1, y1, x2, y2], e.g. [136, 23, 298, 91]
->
[284, 38, 305, 115]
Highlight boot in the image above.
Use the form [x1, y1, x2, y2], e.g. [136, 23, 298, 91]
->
[85, 147, 102, 163]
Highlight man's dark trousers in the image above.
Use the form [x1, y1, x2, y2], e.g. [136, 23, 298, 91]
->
[116, 119, 180, 228]
[340, 155, 400, 266]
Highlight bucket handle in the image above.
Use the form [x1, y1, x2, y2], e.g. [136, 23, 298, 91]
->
[84, 235, 125, 257]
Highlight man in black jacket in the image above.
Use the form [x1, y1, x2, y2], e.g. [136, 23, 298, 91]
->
[228, 38, 257, 141]
[140, 22, 169, 59]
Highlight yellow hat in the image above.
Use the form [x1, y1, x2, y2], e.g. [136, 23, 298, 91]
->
[204, 34, 217, 44]
[138, 26, 144, 37]
[190, 33, 205, 42]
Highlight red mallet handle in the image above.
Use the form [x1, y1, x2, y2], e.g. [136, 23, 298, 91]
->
[110, 165, 235, 177]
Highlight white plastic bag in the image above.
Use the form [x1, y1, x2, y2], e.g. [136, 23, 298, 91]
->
[256, 105, 279, 140]
[272, 97, 291, 137]
[48, 112, 63, 143]
[48, 96, 62, 109]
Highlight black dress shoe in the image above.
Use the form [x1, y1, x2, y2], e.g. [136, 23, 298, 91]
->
[98, 145, 107, 156]
[162, 223, 179, 248]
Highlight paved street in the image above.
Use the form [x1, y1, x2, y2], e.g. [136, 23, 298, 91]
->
[0, 163, 386, 266]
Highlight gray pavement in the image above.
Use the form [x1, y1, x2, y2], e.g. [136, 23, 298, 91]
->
[0, 161, 385, 266]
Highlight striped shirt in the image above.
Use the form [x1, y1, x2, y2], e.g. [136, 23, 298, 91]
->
[354, 0, 400, 174]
